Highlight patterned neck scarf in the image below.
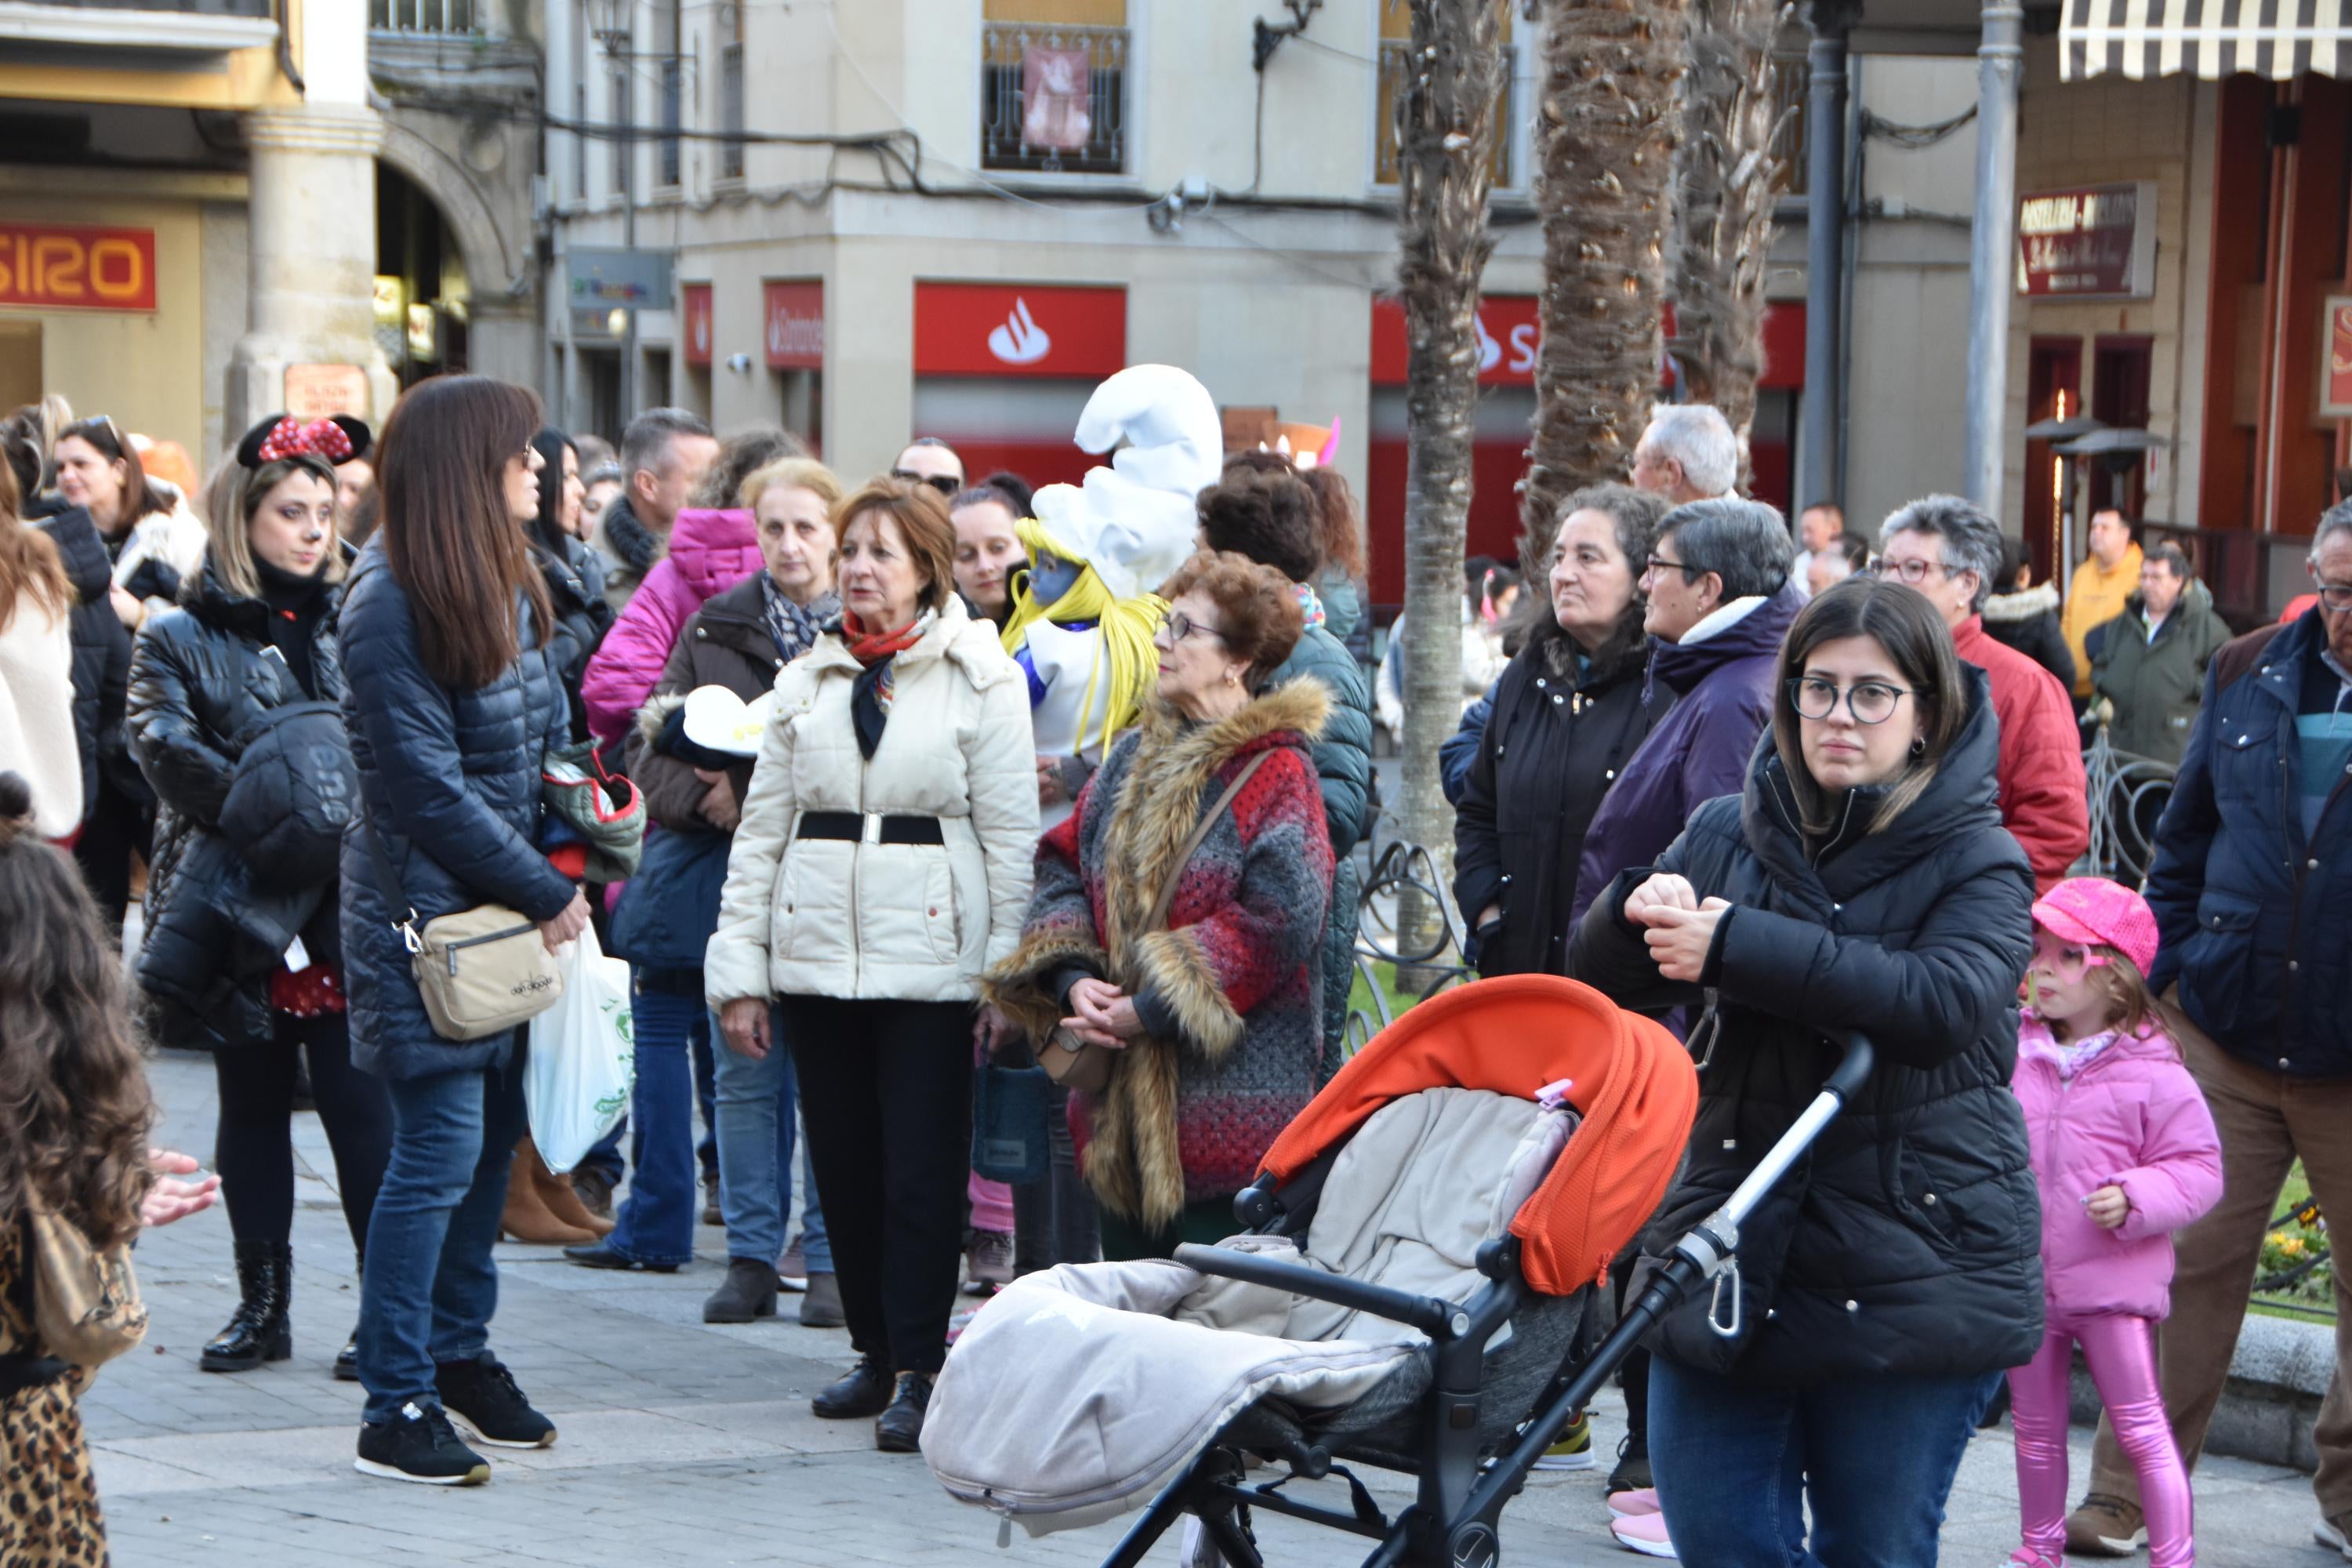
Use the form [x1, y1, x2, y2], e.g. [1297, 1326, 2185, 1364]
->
[841, 608, 935, 760]
[760, 575, 837, 662]
[1294, 581, 1326, 631]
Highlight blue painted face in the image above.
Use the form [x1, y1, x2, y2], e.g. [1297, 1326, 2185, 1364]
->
[1030, 550, 1085, 608]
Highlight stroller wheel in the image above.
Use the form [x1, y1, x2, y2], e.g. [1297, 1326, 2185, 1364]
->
[1446, 1519, 1501, 1567]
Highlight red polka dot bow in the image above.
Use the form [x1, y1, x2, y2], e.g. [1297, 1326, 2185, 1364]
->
[256, 416, 355, 464]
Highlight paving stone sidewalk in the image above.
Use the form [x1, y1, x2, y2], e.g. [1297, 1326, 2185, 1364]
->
[83, 1051, 2328, 1566]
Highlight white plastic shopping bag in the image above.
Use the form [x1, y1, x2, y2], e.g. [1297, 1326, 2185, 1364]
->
[524, 923, 635, 1174]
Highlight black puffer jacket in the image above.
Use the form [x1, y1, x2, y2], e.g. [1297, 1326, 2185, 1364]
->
[128, 555, 347, 1051]
[337, 539, 576, 1081]
[1568, 666, 2042, 1388]
[534, 535, 615, 742]
[24, 494, 131, 819]
[1454, 612, 1669, 976]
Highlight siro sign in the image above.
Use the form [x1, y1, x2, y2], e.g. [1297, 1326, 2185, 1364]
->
[0, 223, 157, 312]
[2016, 182, 2158, 299]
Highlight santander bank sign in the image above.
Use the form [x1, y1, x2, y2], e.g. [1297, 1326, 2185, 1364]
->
[914, 282, 1125, 379]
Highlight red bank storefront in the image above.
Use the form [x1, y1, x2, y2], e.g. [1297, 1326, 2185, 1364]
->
[910, 281, 1125, 489]
[1363, 296, 1805, 611]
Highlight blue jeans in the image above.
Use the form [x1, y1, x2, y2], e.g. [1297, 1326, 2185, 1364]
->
[712, 1004, 829, 1269]
[602, 981, 705, 1267]
[1650, 1356, 1982, 1567]
[358, 1049, 528, 1425]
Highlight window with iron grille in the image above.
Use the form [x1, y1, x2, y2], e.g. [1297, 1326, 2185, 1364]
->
[720, 42, 745, 181]
[1372, 2, 1517, 189]
[1769, 53, 1809, 197]
[659, 56, 683, 187]
[371, 0, 478, 33]
[980, 3, 1129, 177]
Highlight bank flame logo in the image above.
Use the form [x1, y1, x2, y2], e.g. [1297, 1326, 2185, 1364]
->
[1474, 311, 1501, 373]
[987, 296, 1053, 365]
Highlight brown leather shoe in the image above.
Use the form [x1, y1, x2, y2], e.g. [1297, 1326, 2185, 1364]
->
[498, 1137, 604, 1245]
[2064, 1494, 2147, 1556]
[527, 1138, 615, 1238]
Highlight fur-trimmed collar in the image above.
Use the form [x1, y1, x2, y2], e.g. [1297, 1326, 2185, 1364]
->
[1982, 581, 2060, 622]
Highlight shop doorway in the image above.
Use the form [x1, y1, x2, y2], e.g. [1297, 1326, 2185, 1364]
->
[0, 321, 39, 412]
[2025, 337, 2083, 582]
[2091, 336, 2154, 521]
[376, 163, 470, 390]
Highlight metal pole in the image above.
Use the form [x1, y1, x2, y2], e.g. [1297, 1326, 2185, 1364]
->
[1799, 17, 1849, 511]
[619, 45, 637, 423]
[1965, 0, 2024, 511]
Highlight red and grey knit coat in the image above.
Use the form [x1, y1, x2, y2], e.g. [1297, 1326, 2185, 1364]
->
[988, 681, 1334, 1229]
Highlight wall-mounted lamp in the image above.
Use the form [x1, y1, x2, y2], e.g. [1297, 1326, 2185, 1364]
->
[726, 353, 753, 374]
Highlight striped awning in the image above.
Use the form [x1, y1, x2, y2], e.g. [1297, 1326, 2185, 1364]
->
[2062, 0, 2352, 82]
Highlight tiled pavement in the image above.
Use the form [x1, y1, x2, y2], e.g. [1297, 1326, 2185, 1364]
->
[82, 1050, 2331, 1566]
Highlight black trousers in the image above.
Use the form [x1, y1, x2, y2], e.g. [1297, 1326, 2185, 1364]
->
[213, 1010, 393, 1257]
[71, 771, 151, 935]
[781, 996, 972, 1374]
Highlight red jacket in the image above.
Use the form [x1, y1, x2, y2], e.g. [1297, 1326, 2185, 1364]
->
[1953, 615, 2088, 893]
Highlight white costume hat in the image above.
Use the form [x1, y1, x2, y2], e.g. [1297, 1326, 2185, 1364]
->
[1028, 364, 1223, 601]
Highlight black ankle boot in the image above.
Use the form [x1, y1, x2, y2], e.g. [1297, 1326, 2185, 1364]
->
[201, 1241, 292, 1373]
[334, 1249, 361, 1381]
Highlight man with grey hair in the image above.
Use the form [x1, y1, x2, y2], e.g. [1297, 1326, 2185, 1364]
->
[1571, 498, 1802, 927]
[1877, 494, 2087, 891]
[2085, 541, 2231, 766]
[1631, 404, 1740, 506]
[597, 408, 720, 612]
[2064, 506, 2352, 1559]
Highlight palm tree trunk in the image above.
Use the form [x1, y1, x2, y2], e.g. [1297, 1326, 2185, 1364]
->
[1521, 0, 1693, 545]
[1394, 0, 1506, 975]
[1674, 0, 1791, 479]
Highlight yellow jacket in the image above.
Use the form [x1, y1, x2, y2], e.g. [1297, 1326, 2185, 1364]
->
[2060, 540, 2143, 698]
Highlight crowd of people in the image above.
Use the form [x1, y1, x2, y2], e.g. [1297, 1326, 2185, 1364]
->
[0, 372, 2347, 1568]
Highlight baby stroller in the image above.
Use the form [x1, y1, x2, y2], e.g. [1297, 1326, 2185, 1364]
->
[923, 975, 1875, 1568]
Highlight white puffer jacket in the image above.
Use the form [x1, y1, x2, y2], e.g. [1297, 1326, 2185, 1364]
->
[706, 596, 1040, 1007]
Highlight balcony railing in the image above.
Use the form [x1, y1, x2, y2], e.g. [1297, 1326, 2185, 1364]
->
[981, 20, 1128, 176]
[371, 0, 481, 35]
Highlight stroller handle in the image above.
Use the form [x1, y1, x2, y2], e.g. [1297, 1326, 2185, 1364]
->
[1715, 1030, 1874, 1234]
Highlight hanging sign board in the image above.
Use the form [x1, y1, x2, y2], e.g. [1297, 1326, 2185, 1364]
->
[913, 282, 1125, 378]
[2016, 183, 2158, 299]
[682, 282, 713, 367]
[284, 364, 369, 421]
[2321, 296, 2352, 417]
[764, 280, 824, 369]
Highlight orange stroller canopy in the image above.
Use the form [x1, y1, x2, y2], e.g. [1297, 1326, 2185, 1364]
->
[1259, 975, 1697, 1297]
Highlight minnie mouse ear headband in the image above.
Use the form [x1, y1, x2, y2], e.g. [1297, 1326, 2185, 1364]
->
[236, 412, 372, 470]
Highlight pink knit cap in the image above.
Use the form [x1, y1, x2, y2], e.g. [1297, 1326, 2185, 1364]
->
[2031, 877, 2159, 976]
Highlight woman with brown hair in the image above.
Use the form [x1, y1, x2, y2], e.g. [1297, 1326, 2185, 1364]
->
[985, 550, 1334, 1259]
[0, 459, 80, 840]
[0, 768, 160, 1567]
[339, 376, 589, 1487]
[706, 477, 1038, 1453]
[129, 416, 390, 1380]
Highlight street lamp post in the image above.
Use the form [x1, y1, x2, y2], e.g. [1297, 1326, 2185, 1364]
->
[586, 0, 639, 421]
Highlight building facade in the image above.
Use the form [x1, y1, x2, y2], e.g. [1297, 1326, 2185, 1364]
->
[544, 0, 1991, 609]
[0, 0, 543, 469]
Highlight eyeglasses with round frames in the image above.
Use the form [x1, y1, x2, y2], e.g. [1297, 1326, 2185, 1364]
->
[1873, 556, 1964, 586]
[1787, 676, 1913, 724]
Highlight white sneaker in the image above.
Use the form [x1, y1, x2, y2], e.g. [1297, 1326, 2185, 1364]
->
[2316, 1514, 2352, 1560]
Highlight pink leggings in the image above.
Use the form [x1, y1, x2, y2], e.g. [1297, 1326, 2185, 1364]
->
[2008, 1310, 2194, 1567]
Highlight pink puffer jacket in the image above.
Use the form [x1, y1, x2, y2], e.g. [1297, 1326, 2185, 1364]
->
[581, 507, 764, 744]
[2010, 1010, 2223, 1321]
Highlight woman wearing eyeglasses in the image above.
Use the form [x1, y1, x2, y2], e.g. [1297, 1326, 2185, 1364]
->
[1567, 575, 2042, 1566]
[985, 550, 1333, 1264]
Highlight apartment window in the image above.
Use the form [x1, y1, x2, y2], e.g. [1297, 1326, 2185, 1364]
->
[720, 42, 746, 180]
[372, 0, 479, 32]
[1374, 0, 1515, 187]
[981, 0, 1129, 176]
[1769, 53, 1809, 196]
[656, 0, 682, 188]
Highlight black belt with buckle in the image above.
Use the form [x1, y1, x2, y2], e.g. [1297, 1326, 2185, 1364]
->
[797, 811, 946, 847]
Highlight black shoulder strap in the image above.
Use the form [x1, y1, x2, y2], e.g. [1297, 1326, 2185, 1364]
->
[361, 823, 423, 952]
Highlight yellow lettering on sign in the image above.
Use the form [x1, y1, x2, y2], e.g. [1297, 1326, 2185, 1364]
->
[89, 238, 143, 301]
[34, 237, 83, 302]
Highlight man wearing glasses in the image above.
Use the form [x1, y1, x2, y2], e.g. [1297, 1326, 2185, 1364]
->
[2063, 510, 2352, 1561]
[1875, 495, 2089, 892]
[891, 437, 964, 496]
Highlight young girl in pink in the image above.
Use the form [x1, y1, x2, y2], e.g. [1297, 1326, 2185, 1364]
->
[2005, 877, 2223, 1568]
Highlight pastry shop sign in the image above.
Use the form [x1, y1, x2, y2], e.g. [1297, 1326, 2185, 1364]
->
[2016, 183, 2156, 299]
[0, 223, 158, 312]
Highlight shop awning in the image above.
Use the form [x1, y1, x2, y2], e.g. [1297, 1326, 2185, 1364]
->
[2061, 0, 2352, 83]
